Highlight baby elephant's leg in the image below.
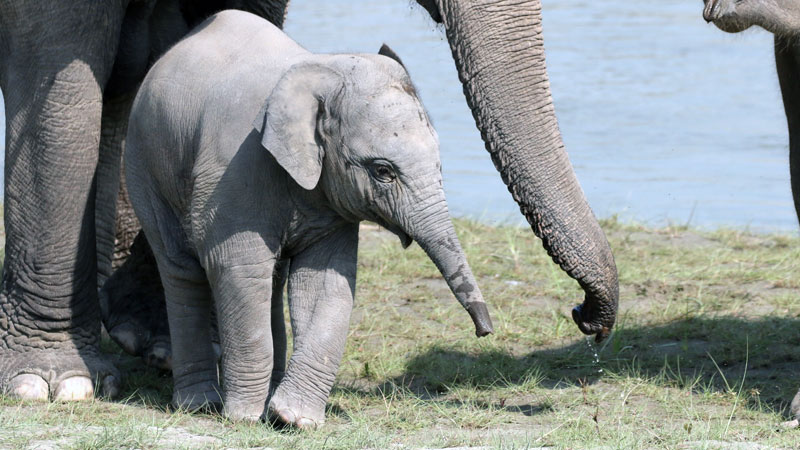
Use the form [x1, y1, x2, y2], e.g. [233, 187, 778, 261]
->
[138, 204, 220, 412]
[269, 224, 359, 429]
[207, 249, 276, 422]
[160, 263, 220, 411]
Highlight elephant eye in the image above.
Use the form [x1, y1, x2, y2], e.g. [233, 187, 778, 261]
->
[368, 162, 397, 183]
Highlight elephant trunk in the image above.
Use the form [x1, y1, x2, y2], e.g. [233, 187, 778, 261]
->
[429, 0, 618, 340]
[403, 193, 493, 337]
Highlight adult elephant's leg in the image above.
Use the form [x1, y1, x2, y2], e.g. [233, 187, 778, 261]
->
[96, 91, 170, 371]
[270, 258, 289, 393]
[96, 92, 137, 286]
[416, 0, 619, 339]
[775, 37, 800, 426]
[0, 1, 127, 400]
[96, 0, 183, 370]
[777, 39, 800, 228]
[99, 232, 170, 369]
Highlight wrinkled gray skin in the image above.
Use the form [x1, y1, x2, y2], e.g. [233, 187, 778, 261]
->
[703, 0, 800, 423]
[127, 10, 492, 426]
[0, 0, 618, 403]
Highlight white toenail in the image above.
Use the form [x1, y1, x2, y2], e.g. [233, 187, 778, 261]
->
[8, 374, 48, 401]
[54, 376, 94, 401]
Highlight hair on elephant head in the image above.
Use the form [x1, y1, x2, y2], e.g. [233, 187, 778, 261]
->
[253, 49, 493, 337]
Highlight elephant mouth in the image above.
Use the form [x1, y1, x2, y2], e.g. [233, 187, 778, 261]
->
[371, 217, 413, 249]
[396, 230, 413, 248]
[387, 225, 413, 249]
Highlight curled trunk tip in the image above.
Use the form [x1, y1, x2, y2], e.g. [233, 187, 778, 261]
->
[571, 302, 615, 343]
[467, 302, 493, 337]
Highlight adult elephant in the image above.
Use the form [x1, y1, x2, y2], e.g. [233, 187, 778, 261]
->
[702, 0, 800, 426]
[0, 0, 618, 401]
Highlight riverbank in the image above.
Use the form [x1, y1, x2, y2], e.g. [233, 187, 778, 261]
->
[2, 218, 799, 449]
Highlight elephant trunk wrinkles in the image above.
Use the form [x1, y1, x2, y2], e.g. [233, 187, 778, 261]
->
[405, 194, 493, 337]
[433, 0, 618, 340]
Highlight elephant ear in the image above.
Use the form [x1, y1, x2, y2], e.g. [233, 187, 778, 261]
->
[253, 63, 343, 190]
[378, 44, 406, 70]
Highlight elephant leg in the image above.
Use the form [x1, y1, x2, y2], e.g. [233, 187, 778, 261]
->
[96, 92, 137, 286]
[95, 90, 170, 370]
[775, 37, 800, 426]
[99, 232, 171, 369]
[159, 260, 219, 412]
[776, 39, 800, 225]
[207, 248, 276, 422]
[269, 225, 358, 429]
[127, 176, 220, 411]
[0, 1, 128, 401]
[94, 0, 181, 371]
[270, 258, 289, 393]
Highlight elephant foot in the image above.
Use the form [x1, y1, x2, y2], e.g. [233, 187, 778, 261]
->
[0, 347, 120, 401]
[223, 397, 268, 422]
[172, 381, 222, 413]
[100, 232, 172, 370]
[267, 386, 325, 429]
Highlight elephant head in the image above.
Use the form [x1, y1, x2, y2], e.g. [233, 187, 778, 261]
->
[702, 0, 800, 36]
[253, 49, 493, 337]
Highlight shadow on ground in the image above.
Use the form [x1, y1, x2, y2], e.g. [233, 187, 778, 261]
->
[379, 315, 800, 417]
[109, 315, 800, 420]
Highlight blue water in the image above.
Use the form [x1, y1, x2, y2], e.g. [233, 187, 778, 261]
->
[0, 1, 793, 232]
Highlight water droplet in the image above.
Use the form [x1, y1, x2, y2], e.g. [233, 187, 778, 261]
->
[585, 336, 603, 374]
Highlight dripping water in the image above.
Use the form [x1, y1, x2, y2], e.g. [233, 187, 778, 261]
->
[585, 336, 603, 374]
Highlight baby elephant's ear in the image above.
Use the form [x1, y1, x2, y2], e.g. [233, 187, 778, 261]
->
[253, 63, 342, 190]
[378, 44, 406, 70]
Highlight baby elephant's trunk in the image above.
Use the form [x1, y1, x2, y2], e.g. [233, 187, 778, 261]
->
[405, 196, 493, 337]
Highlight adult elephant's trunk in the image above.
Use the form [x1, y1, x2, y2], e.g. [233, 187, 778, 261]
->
[420, 0, 618, 340]
[401, 192, 493, 337]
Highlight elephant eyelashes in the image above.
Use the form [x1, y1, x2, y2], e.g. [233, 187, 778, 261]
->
[368, 162, 397, 183]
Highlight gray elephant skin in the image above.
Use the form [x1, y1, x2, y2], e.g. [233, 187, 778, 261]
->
[702, 0, 800, 423]
[0, 0, 618, 403]
[126, 10, 493, 426]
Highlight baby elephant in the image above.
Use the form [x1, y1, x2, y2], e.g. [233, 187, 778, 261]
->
[126, 10, 493, 427]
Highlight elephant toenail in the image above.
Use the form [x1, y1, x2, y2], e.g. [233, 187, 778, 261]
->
[145, 346, 172, 370]
[7, 374, 49, 401]
[276, 408, 296, 425]
[111, 327, 141, 355]
[54, 376, 94, 401]
[296, 417, 319, 429]
[101, 375, 120, 399]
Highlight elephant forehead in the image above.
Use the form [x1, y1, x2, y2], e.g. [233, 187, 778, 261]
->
[360, 87, 422, 116]
[346, 125, 440, 168]
[352, 91, 436, 138]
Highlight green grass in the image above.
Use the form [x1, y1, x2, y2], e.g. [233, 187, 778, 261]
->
[2, 218, 800, 448]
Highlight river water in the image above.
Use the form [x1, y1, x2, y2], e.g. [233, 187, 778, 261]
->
[0, 1, 793, 232]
